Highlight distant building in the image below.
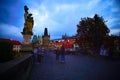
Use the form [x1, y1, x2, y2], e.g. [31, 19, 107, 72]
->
[32, 28, 50, 48]
[38, 35, 42, 45]
[32, 35, 38, 43]
[0, 38, 22, 53]
[11, 40, 22, 53]
[50, 35, 77, 51]
[32, 35, 42, 48]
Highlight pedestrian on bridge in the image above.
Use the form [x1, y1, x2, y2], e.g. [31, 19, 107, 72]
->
[33, 47, 38, 62]
[55, 47, 60, 61]
[37, 47, 44, 63]
[60, 44, 65, 63]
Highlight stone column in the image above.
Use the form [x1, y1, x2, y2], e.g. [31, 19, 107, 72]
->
[23, 35, 32, 44]
[20, 5, 34, 52]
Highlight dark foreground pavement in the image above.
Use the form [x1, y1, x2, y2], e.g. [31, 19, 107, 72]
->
[29, 51, 120, 80]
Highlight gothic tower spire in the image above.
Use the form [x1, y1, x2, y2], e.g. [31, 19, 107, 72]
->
[44, 28, 48, 36]
[42, 27, 50, 48]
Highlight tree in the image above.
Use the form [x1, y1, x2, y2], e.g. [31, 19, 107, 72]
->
[0, 40, 14, 62]
[77, 14, 110, 48]
[93, 14, 110, 46]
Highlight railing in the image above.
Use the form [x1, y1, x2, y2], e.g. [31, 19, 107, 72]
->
[0, 53, 34, 80]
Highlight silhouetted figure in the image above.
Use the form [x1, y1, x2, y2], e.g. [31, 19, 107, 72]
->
[37, 47, 44, 63]
[55, 48, 60, 61]
[60, 44, 65, 63]
[33, 47, 38, 62]
[100, 45, 104, 56]
[100, 45, 107, 56]
[108, 46, 114, 59]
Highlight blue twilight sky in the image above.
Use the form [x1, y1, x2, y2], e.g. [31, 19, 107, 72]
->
[0, 0, 120, 42]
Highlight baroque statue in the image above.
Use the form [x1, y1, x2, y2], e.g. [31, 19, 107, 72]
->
[22, 5, 34, 35]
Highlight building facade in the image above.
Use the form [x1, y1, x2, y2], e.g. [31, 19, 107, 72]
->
[0, 38, 22, 53]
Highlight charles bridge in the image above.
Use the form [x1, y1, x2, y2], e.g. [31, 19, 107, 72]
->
[0, 50, 120, 80]
[0, 5, 120, 80]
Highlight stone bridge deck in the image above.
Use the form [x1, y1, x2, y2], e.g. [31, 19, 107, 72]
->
[29, 51, 120, 80]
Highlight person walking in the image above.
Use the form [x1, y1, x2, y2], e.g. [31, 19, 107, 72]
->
[60, 44, 65, 63]
[33, 47, 38, 62]
[55, 47, 60, 61]
[108, 46, 114, 59]
[100, 45, 104, 56]
[37, 47, 44, 63]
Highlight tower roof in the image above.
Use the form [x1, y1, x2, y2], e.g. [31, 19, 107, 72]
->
[44, 28, 48, 36]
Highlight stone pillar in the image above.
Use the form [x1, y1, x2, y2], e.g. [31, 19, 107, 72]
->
[20, 5, 34, 52]
[23, 35, 32, 44]
[21, 34, 33, 52]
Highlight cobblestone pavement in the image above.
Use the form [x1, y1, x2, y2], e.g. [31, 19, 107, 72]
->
[29, 51, 120, 80]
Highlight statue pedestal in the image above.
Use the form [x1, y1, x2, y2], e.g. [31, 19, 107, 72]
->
[21, 44, 33, 52]
[20, 5, 34, 53]
[23, 35, 32, 44]
[21, 34, 33, 52]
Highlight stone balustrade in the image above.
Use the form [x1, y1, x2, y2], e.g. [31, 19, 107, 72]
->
[0, 53, 34, 80]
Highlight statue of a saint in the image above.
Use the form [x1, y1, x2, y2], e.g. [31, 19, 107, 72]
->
[24, 5, 28, 23]
[22, 5, 34, 35]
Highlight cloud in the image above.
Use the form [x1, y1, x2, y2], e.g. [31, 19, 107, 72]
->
[28, 0, 120, 39]
[110, 29, 120, 35]
[54, 3, 79, 13]
[87, 0, 101, 10]
[30, 6, 60, 35]
[106, 17, 119, 28]
[1, 0, 120, 41]
[0, 23, 23, 41]
[28, 2, 79, 39]
[111, 7, 120, 12]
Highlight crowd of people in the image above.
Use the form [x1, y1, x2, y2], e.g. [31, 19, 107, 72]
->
[33, 44, 66, 63]
[55, 44, 65, 63]
[99, 44, 120, 59]
[33, 47, 45, 63]
[33, 43, 120, 64]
